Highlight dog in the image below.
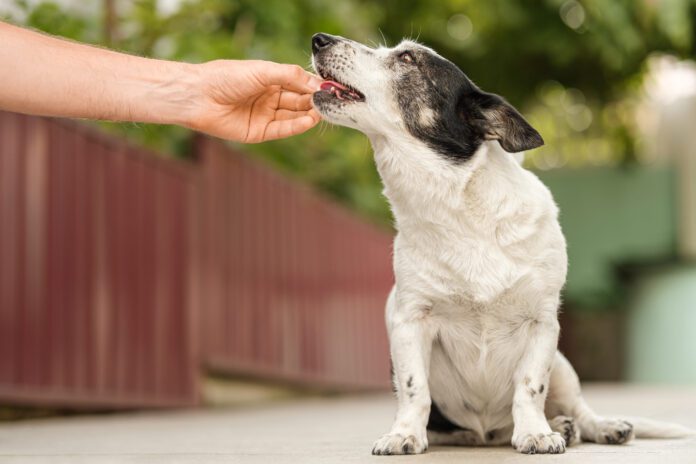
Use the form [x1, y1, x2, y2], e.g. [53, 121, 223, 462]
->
[310, 33, 694, 455]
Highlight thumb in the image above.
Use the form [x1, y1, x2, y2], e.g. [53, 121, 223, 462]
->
[255, 62, 322, 94]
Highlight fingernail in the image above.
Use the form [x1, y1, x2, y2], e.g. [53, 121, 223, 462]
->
[309, 76, 323, 91]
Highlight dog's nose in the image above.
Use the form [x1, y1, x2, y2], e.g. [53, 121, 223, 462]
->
[312, 33, 336, 53]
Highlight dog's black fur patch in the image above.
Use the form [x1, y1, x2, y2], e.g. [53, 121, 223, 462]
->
[393, 48, 543, 161]
[427, 399, 469, 433]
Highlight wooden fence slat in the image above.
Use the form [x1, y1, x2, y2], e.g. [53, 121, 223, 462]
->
[197, 137, 393, 389]
[0, 114, 198, 407]
[0, 111, 393, 409]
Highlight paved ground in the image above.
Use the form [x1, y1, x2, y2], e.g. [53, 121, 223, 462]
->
[1, 384, 695, 463]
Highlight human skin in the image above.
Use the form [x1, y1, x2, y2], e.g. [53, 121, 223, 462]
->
[0, 21, 322, 143]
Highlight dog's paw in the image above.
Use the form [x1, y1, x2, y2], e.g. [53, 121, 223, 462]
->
[513, 432, 566, 454]
[549, 415, 581, 447]
[372, 433, 428, 455]
[594, 419, 634, 444]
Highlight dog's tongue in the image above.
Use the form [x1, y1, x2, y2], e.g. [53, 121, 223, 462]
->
[320, 80, 348, 92]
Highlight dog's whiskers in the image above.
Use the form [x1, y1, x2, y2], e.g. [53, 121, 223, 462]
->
[378, 28, 389, 48]
[318, 120, 332, 136]
[414, 26, 422, 43]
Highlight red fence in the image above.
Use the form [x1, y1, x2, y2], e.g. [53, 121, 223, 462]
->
[0, 113, 199, 407]
[198, 139, 392, 389]
[0, 112, 393, 408]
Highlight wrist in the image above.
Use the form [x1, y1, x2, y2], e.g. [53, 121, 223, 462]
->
[132, 59, 204, 128]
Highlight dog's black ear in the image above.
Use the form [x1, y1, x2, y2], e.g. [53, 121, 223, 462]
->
[462, 91, 544, 153]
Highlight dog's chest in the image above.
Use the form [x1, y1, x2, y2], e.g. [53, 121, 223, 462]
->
[396, 225, 529, 304]
[427, 304, 529, 433]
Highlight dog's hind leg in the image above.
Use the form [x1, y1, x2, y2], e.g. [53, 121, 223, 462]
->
[427, 429, 484, 446]
[425, 401, 513, 447]
[427, 426, 514, 447]
[545, 351, 634, 445]
[548, 415, 581, 446]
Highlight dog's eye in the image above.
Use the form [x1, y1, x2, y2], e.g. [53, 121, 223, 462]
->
[398, 51, 415, 64]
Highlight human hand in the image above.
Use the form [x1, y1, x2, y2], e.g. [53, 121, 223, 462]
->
[0, 22, 322, 142]
[185, 60, 322, 143]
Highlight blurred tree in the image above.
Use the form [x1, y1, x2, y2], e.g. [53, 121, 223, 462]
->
[3, 0, 696, 224]
[103, 0, 117, 45]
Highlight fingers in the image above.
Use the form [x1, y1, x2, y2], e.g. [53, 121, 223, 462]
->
[274, 109, 311, 121]
[260, 109, 321, 142]
[254, 61, 322, 94]
[278, 91, 314, 111]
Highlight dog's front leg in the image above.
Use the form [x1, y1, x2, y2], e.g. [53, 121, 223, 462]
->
[511, 314, 566, 454]
[372, 291, 435, 455]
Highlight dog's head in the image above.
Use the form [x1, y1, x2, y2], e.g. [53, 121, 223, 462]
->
[311, 33, 543, 161]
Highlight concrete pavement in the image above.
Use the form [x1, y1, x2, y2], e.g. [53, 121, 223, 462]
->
[1, 384, 695, 463]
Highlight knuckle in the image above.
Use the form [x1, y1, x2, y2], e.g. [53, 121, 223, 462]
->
[289, 65, 305, 79]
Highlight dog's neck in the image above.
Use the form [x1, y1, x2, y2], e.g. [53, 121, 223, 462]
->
[369, 134, 542, 238]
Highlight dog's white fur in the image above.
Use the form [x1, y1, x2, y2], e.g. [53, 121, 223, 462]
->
[312, 35, 692, 455]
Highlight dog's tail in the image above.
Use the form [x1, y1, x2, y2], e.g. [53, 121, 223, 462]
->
[628, 417, 696, 439]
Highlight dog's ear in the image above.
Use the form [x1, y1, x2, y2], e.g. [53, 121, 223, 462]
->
[461, 91, 544, 153]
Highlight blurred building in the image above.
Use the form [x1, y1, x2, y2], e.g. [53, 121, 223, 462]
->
[540, 57, 696, 383]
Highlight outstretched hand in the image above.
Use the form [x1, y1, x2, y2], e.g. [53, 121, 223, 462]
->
[0, 22, 322, 143]
[187, 60, 323, 143]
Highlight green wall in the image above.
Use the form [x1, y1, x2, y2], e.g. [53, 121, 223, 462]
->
[626, 265, 696, 383]
[537, 167, 677, 309]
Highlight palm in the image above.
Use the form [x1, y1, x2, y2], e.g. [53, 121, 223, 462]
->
[194, 60, 320, 143]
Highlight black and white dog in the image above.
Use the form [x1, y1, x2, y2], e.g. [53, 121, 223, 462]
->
[311, 33, 693, 455]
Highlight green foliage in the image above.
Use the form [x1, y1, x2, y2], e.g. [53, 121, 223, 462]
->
[5, 0, 696, 224]
[9, 1, 94, 40]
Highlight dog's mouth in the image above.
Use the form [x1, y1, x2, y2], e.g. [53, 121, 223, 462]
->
[317, 70, 365, 103]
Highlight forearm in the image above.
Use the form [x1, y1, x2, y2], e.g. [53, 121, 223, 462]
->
[0, 21, 199, 126]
